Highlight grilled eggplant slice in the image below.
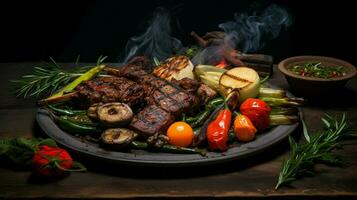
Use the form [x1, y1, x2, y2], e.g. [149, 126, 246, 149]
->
[100, 128, 138, 150]
[96, 102, 133, 127]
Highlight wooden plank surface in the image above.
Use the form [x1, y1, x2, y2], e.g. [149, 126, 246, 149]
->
[0, 63, 357, 199]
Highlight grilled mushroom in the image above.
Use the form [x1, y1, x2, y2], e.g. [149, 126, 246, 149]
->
[100, 128, 138, 150]
[96, 102, 133, 127]
[87, 103, 103, 120]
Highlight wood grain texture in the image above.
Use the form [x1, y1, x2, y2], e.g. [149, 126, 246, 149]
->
[0, 63, 357, 199]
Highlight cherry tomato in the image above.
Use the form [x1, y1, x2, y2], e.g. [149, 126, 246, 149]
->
[240, 98, 271, 130]
[167, 122, 194, 147]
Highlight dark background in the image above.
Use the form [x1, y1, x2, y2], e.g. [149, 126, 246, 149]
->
[1, 0, 356, 65]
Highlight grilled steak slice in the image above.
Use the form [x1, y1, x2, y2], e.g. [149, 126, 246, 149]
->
[171, 77, 200, 93]
[106, 67, 199, 116]
[75, 77, 144, 106]
[171, 77, 216, 104]
[144, 77, 198, 116]
[104, 56, 152, 81]
[126, 56, 153, 71]
[129, 105, 175, 137]
[197, 84, 217, 104]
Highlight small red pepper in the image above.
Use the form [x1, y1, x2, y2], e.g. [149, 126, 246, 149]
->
[32, 145, 85, 177]
[240, 98, 271, 130]
[206, 105, 232, 151]
[234, 113, 257, 142]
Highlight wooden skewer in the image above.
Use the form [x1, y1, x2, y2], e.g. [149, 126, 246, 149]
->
[37, 92, 78, 106]
[191, 31, 208, 47]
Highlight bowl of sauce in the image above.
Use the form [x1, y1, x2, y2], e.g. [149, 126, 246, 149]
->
[278, 56, 356, 98]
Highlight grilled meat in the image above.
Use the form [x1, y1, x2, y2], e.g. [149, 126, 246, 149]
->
[75, 76, 144, 106]
[171, 77, 200, 93]
[106, 63, 199, 116]
[197, 84, 217, 104]
[103, 56, 216, 137]
[144, 77, 199, 116]
[171, 77, 217, 103]
[105, 56, 152, 81]
[129, 105, 175, 137]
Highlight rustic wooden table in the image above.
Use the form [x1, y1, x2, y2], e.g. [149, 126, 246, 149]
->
[0, 63, 357, 199]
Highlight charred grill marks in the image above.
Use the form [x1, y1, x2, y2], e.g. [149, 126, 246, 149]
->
[76, 77, 144, 106]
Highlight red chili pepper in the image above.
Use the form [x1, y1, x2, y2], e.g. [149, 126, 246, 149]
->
[32, 145, 84, 177]
[206, 106, 232, 151]
[240, 98, 271, 130]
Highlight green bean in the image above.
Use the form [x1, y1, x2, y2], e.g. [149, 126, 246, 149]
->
[186, 97, 224, 126]
[260, 97, 305, 107]
[269, 115, 299, 126]
[55, 115, 100, 134]
[206, 97, 224, 109]
[189, 110, 211, 128]
[270, 107, 298, 115]
[47, 104, 86, 116]
[65, 114, 99, 126]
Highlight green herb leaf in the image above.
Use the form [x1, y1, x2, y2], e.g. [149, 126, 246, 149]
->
[301, 117, 310, 143]
[37, 138, 57, 148]
[71, 161, 87, 172]
[275, 113, 352, 189]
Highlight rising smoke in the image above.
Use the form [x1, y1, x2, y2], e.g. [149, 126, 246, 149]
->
[120, 4, 291, 64]
[120, 7, 182, 63]
[219, 4, 291, 53]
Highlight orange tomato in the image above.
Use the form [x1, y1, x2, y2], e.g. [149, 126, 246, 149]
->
[167, 122, 194, 147]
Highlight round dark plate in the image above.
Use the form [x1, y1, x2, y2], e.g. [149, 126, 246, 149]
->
[36, 83, 301, 167]
[37, 110, 297, 167]
[36, 86, 299, 167]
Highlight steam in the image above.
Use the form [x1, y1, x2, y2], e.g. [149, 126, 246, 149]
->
[120, 4, 291, 65]
[219, 4, 291, 53]
[120, 8, 182, 63]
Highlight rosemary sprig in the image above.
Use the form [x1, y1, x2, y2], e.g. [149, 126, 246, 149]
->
[275, 113, 355, 189]
[11, 56, 107, 98]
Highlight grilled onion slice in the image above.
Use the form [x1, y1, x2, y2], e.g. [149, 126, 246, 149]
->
[219, 67, 260, 102]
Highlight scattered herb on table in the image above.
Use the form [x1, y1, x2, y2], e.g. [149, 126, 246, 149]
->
[275, 113, 356, 189]
[287, 62, 346, 79]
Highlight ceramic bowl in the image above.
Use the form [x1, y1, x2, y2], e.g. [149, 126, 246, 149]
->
[278, 56, 356, 98]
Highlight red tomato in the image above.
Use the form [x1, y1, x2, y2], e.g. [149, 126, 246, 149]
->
[240, 98, 271, 130]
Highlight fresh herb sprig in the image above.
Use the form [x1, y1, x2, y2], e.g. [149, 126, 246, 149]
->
[275, 113, 355, 189]
[12, 56, 107, 98]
